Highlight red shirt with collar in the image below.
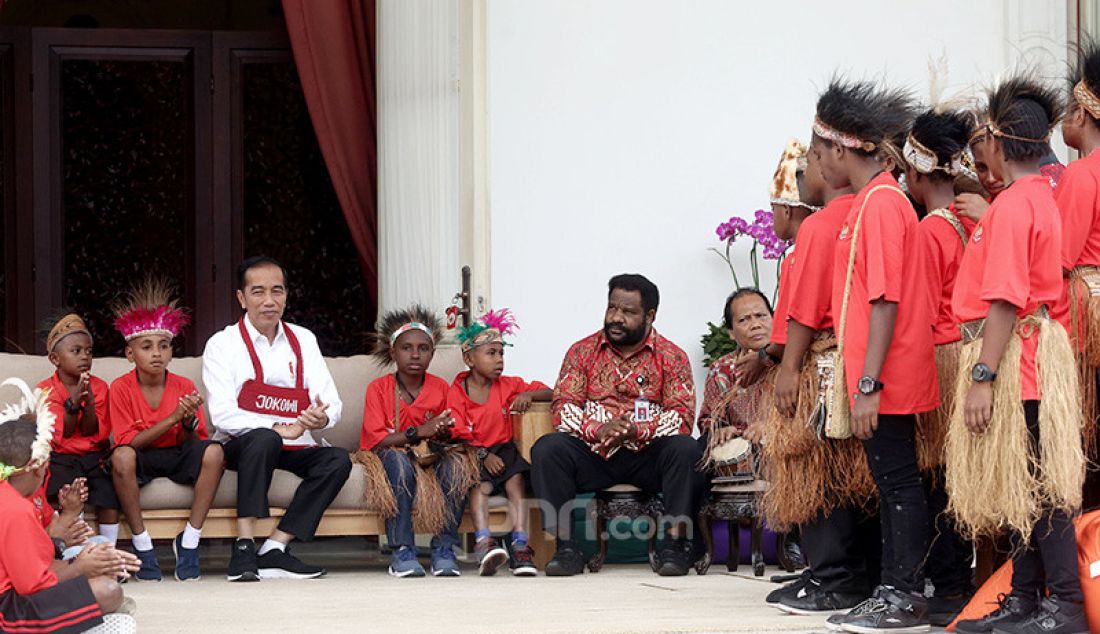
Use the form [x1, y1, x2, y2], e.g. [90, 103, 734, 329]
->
[787, 194, 854, 331]
[37, 372, 111, 455]
[447, 373, 550, 447]
[919, 206, 976, 346]
[360, 373, 449, 450]
[109, 370, 209, 449]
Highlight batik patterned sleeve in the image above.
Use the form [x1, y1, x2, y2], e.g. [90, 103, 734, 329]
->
[551, 341, 602, 443]
[634, 344, 695, 443]
[697, 354, 735, 433]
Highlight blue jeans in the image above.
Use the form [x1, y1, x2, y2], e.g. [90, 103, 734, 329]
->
[380, 449, 467, 554]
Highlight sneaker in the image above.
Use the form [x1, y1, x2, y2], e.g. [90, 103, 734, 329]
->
[475, 538, 508, 577]
[655, 538, 691, 577]
[826, 589, 886, 632]
[227, 538, 259, 582]
[172, 533, 200, 581]
[134, 549, 162, 582]
[430, 545, 461, 577]
[510, 544, 538, 577]
[388, 546, 426, 578]
[767, 570, 813, 604]
[256, 547, 326, 579]
[838, 586, 929, 633]
[544, 542, 586, 577]
[776, 586, 866, 616]
[992, 597, 1089, 634]
[955, 593, 1037, 633]
[928, 592, 972, 627]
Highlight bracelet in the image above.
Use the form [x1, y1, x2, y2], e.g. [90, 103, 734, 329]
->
[63, 398, 81, 416]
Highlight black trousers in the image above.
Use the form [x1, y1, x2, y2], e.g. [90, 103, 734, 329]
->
[223, 428, 352, 541]
[1010, 401, 1084, 603]
[925, 467, 974, 597]
[801, 505, 881, 595]
[861, 414, 929, 594]
[530, 433, 699, 540]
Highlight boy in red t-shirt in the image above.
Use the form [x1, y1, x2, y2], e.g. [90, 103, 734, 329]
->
[811, 78, 937, 632]
[108, 283, 226, 582]
[449, 309, 551, 576]
[37, 314, 121, 547]
[0, 378, 139, 634]
[951, 77, 1088, 634]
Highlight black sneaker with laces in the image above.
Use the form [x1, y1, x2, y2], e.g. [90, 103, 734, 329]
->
[656, 538, 691, 577]
[256, 547, 326, 579]
[954, 593, 1037, 633]
[510, 544, 538, 577]
[775, 585, 865, 616]
[227, 538, 259, 582]
[544, 542, 586, 577]
[826, 591, 884, 632]
[767, 570, 814, 604]
[992, 597, 1088, 634]
[836, 585, 929, 633]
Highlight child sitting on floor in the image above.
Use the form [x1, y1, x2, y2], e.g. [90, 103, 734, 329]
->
[355, 306, 479, 578]
[38, 313, 121, 547]
[0, 378, 139, 634]
[108, 281, 226, 581]
[448, 309, 551, 576]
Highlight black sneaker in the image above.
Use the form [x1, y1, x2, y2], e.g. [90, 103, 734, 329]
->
[955, 593, 1037, 633]
[256, 547, 326, 580]
[510, 544, 538, 577]
[929, 593, 972, 627]
[776, 585, 865, 616]
[474, 538, 508, 577]
[227, 539, 259, 582]
[544, 542, 586, 577]
[655, 539, 691, 577]
[992, 597, 1089, 634]
[836, 586, 929, 633]
[767, 570, 814, 604]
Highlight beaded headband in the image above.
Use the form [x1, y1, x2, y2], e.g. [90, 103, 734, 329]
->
[1074, 81, 1100, 119]
[812, 117, 877, 153]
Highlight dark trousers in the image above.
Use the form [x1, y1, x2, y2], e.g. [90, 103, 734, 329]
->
[1011, 401, 1084, 603]
[861, 414, 929, 594]
[223, 428, 352, 541]
[530, 432, 699, 540]
[925, 467, 975, 598]
[801, 505, 881, 595]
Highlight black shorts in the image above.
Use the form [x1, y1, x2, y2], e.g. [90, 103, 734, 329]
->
[478, 441, 530, 496]
[0, 576, 103, 633]
[112, 440, 218, 487]
[47, 453, 118, 510]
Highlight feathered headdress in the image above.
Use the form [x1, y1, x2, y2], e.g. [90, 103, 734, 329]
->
[457, 308, 519, 352]
[0, 378, 55, 480]
[112, 278, 190, 342]
[370, 304, 443, 365]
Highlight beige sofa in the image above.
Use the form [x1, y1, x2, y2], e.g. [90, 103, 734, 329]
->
[0, 348, 554, 565]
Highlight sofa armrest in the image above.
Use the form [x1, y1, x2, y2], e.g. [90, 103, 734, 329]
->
[511, 401, 555, 462]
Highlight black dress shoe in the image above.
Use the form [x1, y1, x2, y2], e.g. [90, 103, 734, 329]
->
[544, 543, 586, 577]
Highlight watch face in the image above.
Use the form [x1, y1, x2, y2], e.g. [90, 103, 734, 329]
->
[858, 377, 874, 394]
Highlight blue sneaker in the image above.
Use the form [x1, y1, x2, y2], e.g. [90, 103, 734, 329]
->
[430, 545, 461, 577]
[388, 546, 425, 578]
[135, 548, 162, 581]
[173, 533, 201, 581]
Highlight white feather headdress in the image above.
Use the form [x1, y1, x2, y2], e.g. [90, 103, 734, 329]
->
[0, 378, 55, 479]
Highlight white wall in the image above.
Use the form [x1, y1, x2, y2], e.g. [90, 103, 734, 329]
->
[485, 0, 1066, 405]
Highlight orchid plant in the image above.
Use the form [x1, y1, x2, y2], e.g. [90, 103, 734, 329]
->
[702, 209, 790, 367]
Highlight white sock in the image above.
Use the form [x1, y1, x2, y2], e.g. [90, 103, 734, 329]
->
[131, 531, 153, 552]
[257, 539, 286, 556]
[99, 523, 119, 547]
[181, 522, 202, 549]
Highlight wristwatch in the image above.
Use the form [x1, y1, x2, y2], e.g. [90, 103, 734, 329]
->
[182, 416, 199, 432]
[757, 346, 781, 368]
[477, 447, 489, 460]
[971, 363, 997, 383]
[404, 427, 420, 443]
[63, 398, 81, 416]
[857, 376, 885, 395]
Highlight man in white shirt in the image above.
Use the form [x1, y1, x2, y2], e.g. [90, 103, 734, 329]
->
[202, 256, 352, 582]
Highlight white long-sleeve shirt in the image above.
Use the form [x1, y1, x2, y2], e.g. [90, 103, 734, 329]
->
[202, 317, 342, 448]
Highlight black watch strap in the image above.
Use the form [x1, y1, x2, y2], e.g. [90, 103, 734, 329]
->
[405, 427, 419, 443]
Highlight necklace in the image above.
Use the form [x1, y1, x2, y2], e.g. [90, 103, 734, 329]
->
[394, 373, 421, 404]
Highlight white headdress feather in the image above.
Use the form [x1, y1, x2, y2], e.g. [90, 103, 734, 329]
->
[0, 378, 55, 476]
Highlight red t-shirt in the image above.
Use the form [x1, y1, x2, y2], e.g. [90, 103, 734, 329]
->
[32, 481, 52, 529]
[109, 370, 209, 449]
[1057, 148, 1100, 270]
[447, 373, 550, 447]
[787, 194, 854, 331]
[770, 252, 795, 345]
[919, 206, 976, 346]
[360, 373, 449, 450]
[0, 481, 59, 596]
[952, 175, 1063, 401]
[37, 372, 111, 455]
[831, 172, 939, 414]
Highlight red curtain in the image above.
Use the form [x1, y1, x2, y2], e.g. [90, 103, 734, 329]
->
[283, 0, 378, 304]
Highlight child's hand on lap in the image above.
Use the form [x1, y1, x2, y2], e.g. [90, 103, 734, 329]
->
[482, 451, 505, 476]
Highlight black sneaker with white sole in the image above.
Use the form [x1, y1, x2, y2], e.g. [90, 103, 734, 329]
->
[227, 539, 260, 582]
[837, 586, 929, 633]
[776, 586, 865, 616]
[256, 548, 326, 579]
[767, 570, 814, 604]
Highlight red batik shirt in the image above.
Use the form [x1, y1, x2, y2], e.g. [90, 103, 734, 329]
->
[360, 373, 449, 450]
[952, 175, 1063, 401]
[919, 206, 975, 345]
[787, 194, 854, 331]
[110, 370, 209, 449]
[38, 372, 111, 455]
[552, 329, 695, 456]
[831, 172, 939, 414]
[447, 373, 550, 447]
[697, 350, 767, 435]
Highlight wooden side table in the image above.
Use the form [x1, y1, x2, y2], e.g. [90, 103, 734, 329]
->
[696, 477, 772, 576]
